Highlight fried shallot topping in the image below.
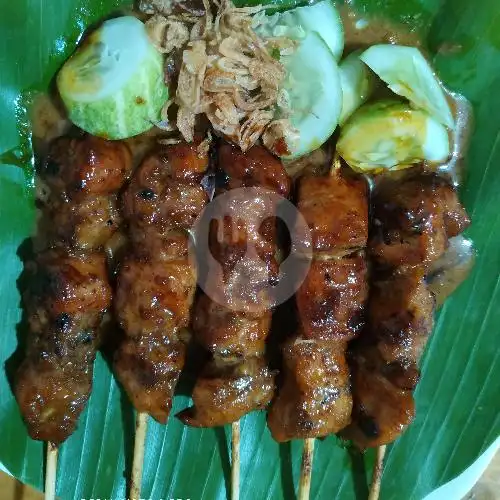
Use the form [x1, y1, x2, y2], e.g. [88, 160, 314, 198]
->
[142, 0, 298, 152]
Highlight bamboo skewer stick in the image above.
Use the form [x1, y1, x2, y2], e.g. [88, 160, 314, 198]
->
[130, 412, 148, 500]
[295, 154, 340, 500]
[44, 442, 58, 500]
[231, 420, 240, 500]
[331, 153, 342, 175]
[298, 438, 315, 500]
[368, 445, 387, 500]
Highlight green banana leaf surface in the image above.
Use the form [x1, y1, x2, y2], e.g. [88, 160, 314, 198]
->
[1, 0, 500, 498]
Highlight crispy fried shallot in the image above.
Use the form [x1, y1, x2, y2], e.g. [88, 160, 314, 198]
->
[142, 0, 298, 152]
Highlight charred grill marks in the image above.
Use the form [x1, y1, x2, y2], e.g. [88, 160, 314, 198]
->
[177, 144, 290, 427]
[15, 136, 132, 444]
[267, 169, 369, 442]
[113, 141, 208, 423]
[345, 173, 471, 448]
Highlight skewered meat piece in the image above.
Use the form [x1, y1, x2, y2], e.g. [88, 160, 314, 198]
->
[39, 135, 132, 249]
[114, 339, 186, 423]
[192, 293, 271, 358]
[345, 268, 433, 448]
[297, 173, 368, 255]
[180, 357, 274, 427]
[15, 135, 131, 444]
[367, 269, 435, 368]
[114, 141, 209, 423]
[113, 249, 194, 422]
[345, 174, 470, 449]
[268, 169, 369, 442]
[48, 195, 122, 251]
[116, 249, 196, 340]
[344, 344, 416, 448]
[219, 143, 291, 194]
[41, 136, 132, 198]
[268, 339, 353, 441]
[15, 249, 112, 443]
[296, 254, 368, 341]
[203, 195, 280, 316]
[370, 173, 470, 269]
[122, 146, 208, 245]
[177, 144, 289, 427]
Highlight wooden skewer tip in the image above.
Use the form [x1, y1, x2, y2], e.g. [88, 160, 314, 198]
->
[331, 153, 342, 175]
[298, 438, 315, 500]
[368, 445, 387, 500]
[130, 412, 148, 500]
[45, 442, 58, 500]
[231, 420, 240, 500]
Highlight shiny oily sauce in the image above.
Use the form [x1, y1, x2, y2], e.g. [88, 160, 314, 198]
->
[29, 2, 475, 301]
[338, 5, 475, 302]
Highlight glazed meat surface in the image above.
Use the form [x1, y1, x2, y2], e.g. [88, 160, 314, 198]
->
[267, 339, 352, 442]
[193, 294, 272, 358]
[115, 252, 197, 340]
[114, 339, 185, 423]
[180, 144, 290, 426]
[122, 143, 208, 243]
[114, 141, 208, 422]
[218, 143, 291, 196]
[268, 169, 369, 442]
[367, 269, 435, 366]
[296, 254, 368, 341]
[204, 199, 279, 316]
[297, 173, 368, 254]
[370, 173, 471, 269]
[40, 136, 132, 250]
[48, 195, 122, 250]
[346, 174, 470, 449]
[344, 345, 416, 448]
[15, 249, 112, 443]
[177, 357, 275, 427]
[41, 135, 132, 199]
[15, 135, 131, 444]
[343, 269, 433, 448]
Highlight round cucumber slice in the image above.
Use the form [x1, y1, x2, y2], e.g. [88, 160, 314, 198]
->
[292, 0, 343, 60]
[57, 16, 169, 140]
[280, 31, 342, 159]
[360, 44, 454, 129]
[254, 0, 344, 60]
[337, 100, 450, 172]
[339, 50, 377, 125]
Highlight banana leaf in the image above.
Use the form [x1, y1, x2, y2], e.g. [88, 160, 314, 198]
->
[1, 0, 499, 499]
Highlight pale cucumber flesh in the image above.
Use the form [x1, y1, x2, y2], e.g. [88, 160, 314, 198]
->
[360, 44, 454, 129]
[280, 31, 342, 159]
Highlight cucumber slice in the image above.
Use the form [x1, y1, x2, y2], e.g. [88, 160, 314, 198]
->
[254, 0, 344, 61]
[279, 31, 342, 159]
[339, 50, 377, 125]
[337, 100, 450, 172]
[57, 16, 169, 140]
[360, 44, 454, 129]
[292, 0, 343, 60]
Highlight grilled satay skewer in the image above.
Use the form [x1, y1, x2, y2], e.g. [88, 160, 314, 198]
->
[113, 141, 209, 499]
[267, 159, 369, 499]
[14, 136, 132, 500]
[177, 143, 291, 499]
[343, 173, 470, 498]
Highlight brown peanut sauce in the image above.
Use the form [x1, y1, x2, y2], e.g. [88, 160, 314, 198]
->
[30, 2, 474, 302]
[341, 8, 474, 304]
[283, 5, 475, 304]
